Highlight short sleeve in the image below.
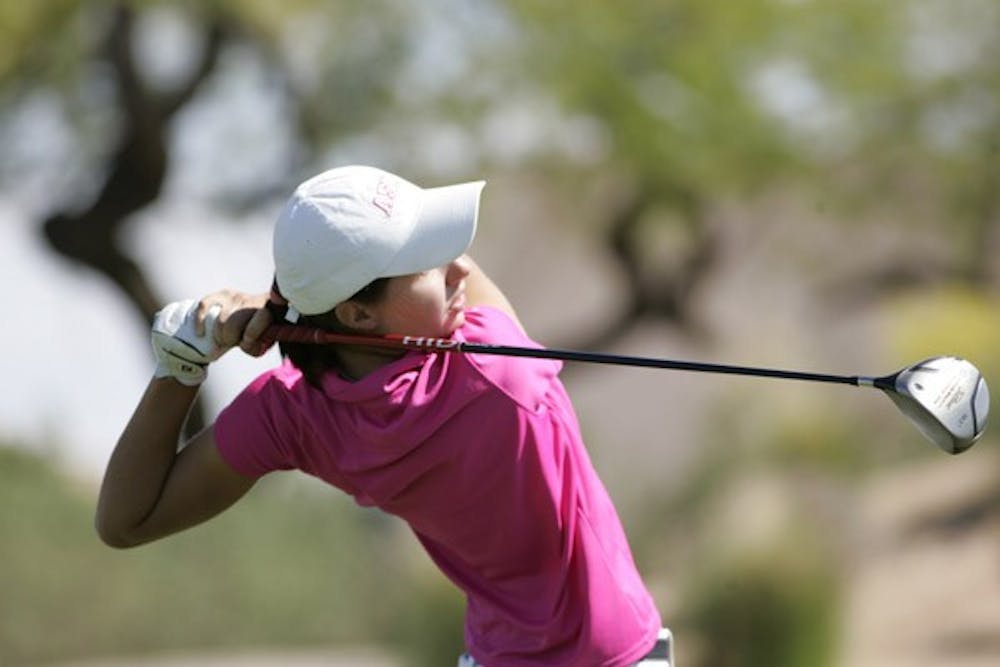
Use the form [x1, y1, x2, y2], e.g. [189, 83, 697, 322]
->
[214, 366, 301, 478]
[456, 307, 562, 409]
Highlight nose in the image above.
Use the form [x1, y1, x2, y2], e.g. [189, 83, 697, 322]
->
[447, 256, 471, 285]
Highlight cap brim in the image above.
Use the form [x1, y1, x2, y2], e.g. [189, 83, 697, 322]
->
[382, 180, 484, 277]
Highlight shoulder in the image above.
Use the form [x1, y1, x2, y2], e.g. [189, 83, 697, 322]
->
[216, 359, 305, 441]
[227, 358, 306, 405]
[460, 305, 530, 345]
[455, 307, 563, 408]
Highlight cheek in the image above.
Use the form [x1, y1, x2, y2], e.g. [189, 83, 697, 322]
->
[383, 287, 448, 332]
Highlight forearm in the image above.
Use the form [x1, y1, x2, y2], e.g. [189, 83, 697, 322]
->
[96, 377, 199, 547]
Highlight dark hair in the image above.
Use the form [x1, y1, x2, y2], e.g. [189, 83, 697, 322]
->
[278, 277, 392, 387]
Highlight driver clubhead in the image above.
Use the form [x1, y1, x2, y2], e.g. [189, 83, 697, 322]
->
[878, 356, 990, 454]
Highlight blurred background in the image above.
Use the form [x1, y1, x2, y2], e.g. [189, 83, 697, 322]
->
[1, 1, 998, 665]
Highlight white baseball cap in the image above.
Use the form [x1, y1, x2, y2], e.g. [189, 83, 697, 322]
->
[273, 165, 485, 322]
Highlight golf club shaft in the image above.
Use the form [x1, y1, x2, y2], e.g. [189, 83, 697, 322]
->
[264, 325, 865, 387]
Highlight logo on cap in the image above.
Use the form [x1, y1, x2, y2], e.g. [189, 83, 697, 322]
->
[371, 176, 399, 218]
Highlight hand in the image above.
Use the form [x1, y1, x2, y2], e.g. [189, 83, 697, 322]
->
[191, 290, 272, 357]
[151, 299, 222, 386]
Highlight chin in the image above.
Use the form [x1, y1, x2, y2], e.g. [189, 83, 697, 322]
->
[444, 310, 466, 334]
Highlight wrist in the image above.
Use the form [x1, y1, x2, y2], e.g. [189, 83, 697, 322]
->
[150, 375, 203, 392]
[151, 299, 220, 386]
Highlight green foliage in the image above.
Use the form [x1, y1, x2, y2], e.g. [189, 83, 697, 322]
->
[0, 444, 443, 665]
[0, 0, 86, 86]
[682, 540, 840, 667]
[767, 412, 896, 474]
[0, 1, 417, 142]
[887, 286, 1000, 374]
[388, 574, 467, 667]
[887, 286, 1000, 444]
[500, 0, 999, 283]
[504, 0, 799, 190]
[630, 394, 862, 667]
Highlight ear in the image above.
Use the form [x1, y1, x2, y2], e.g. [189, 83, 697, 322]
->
[333, 301, 379, 332]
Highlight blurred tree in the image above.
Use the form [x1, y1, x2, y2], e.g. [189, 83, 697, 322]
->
[41, 6, 224, 325]
[496, 0, 998, 340]
[1, 0, 996, 418]
[2, 2, 997, 664]
[0, 0, 414, 434]
[497, 0, 801, 343]
[811, 0, 1000, 296]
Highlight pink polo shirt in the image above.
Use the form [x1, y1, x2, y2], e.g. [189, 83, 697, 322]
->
[214, 307, 661, 666]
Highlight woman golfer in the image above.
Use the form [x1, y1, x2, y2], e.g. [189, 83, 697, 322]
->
[97, 166, 670, 666]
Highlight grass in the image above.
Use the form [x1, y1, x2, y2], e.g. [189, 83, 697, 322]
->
[0, 443, 461, 666]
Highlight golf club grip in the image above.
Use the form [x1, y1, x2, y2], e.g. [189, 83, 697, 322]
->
[265, 325, 427, 351]
[263, 325, 863, 386]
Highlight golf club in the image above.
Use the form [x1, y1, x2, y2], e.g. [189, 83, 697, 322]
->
[263, 325, 990, 455]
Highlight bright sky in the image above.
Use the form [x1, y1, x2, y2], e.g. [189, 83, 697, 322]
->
[0, 196, 282, 480]
[0, 11, 299, 479]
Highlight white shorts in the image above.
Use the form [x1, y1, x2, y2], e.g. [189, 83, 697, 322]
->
[458, 627, 674, 666]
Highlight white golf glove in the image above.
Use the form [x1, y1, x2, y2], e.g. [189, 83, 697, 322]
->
[151, 299, 223, 386]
